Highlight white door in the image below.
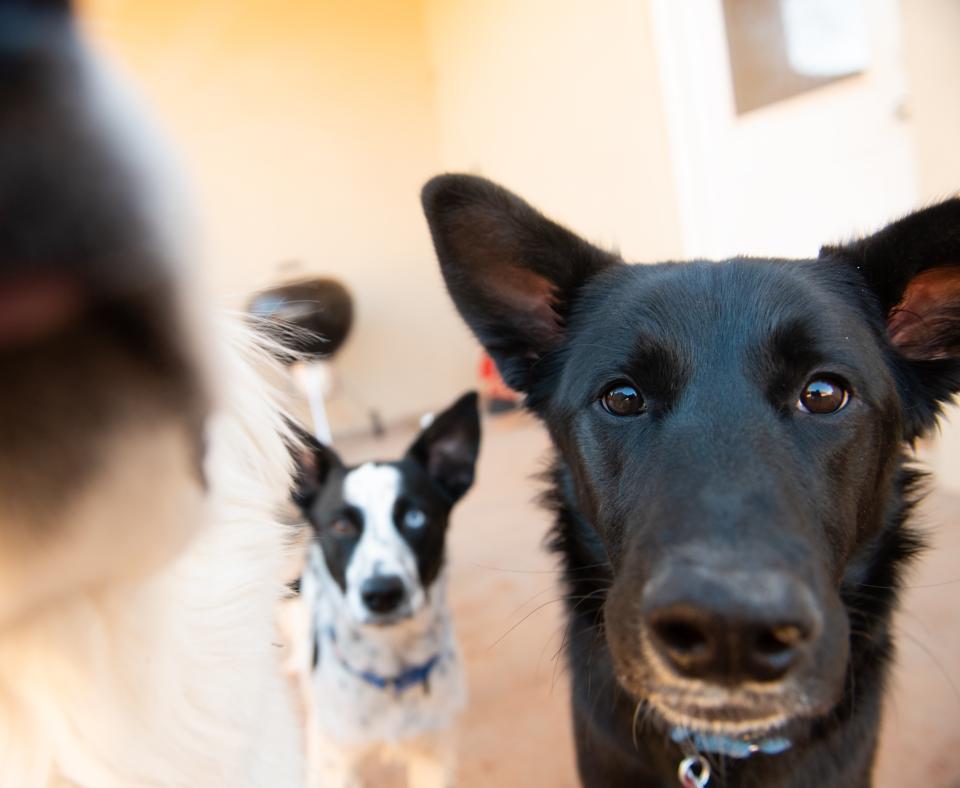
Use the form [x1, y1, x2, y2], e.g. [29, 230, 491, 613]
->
[649, 0, 917, 260]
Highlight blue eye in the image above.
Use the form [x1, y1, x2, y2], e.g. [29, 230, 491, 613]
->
[600, 382, 645, 417]
[404, 509, 427, 529]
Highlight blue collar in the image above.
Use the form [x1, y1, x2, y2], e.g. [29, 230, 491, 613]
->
[670, 726, 792, 759]
[325, 626, 441, 695]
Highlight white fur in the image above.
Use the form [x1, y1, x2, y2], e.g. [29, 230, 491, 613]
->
[0, 16, 306, 785]
[0, 322, 306, 787]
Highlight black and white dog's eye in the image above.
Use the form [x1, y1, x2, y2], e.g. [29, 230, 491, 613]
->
[330, 518, 358, 536]
[404, 509, 427, 530]
[600, 383, 645, 417]
[798, 377, 850, 414]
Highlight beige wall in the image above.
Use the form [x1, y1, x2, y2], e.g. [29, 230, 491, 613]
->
[82, 0, 477, 434]
[900, 0, 960, 492]
[901, 0, 960, 202]
[80, 0, 683, 435]
[651, 0, 917, 260]
[424, 0, 684, 262]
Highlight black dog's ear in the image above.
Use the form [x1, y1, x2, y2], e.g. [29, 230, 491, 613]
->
[421, 174, 621, 393]
[286, 421, 343, 509]
[406, 391, 481, 503]
[822, 198, 960, 436]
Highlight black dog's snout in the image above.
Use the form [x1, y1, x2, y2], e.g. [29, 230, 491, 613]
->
[360, 575, 406, 614]
[643, 567, 820, 684]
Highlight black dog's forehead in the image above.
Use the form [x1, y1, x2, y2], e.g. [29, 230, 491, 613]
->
[560, 258, 887, 401]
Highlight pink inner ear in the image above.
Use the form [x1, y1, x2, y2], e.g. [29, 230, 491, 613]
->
[888, 265, 960, 360]
[492, 264, 563, 345]
[445, 206, 568, 352]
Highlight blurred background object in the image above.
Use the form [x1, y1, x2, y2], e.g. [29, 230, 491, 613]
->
[249, 277, 354, 360]
[75, 2, 960, 783]
[723, 0, 870, 113]
[479, 354, 521, 414]
[248, 275, 384, 440]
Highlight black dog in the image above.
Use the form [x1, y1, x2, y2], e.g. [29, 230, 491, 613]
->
[421, 174, 960, 787]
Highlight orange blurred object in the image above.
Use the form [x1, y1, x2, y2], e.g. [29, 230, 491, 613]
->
[479, 353, 520, 412]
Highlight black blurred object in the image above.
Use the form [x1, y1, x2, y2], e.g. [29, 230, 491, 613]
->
[248, 276, 383, 439]
[248, 278, 353, 360]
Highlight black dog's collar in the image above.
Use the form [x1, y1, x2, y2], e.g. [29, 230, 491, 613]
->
[672, 727, 792, 787]
[670, 725, 793, 759]
[325, 626, 440, 695]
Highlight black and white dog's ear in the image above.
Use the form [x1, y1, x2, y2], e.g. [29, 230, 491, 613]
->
[822, 198, 960, 437]
[421, 174, 621, 394]
[287, 421, 343, 509]
[406, 391, 481, 503]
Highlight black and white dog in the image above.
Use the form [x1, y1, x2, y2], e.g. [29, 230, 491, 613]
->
[422, 174, 960, 787]
[292, 392, 480, 787]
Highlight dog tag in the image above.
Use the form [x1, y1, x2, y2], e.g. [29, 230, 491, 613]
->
[678, 755, 710, 788]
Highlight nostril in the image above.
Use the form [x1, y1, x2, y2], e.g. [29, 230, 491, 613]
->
[647, 609, 717, 678]
[755, 625, 805, 655]
[748, 623, 808, 680]
[653, 619, 710, 657]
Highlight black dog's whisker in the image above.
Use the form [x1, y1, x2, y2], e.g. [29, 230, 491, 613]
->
[860, 577, 960, 591]
[491, 585, 610, 653]
[466, 559, 611, 575]
[487, 598, 570, 650]
[897, 628, 960, 710]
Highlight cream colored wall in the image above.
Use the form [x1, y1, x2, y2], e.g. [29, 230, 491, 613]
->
[901, 0, 960, 492]
[80, 0, 683, 436]
[82, 0, 477, 435]
[901, 0, 960, 202]
[651, 0, 917, 261]
[423, 0, 684, 262]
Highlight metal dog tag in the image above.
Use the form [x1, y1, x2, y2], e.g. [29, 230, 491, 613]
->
[678, 755, 711, 788]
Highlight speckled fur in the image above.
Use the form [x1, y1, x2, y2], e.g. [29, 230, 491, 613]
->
[304, 541, 464, 787]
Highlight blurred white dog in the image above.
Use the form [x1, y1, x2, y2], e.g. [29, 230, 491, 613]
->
[0, 2, 305, 785]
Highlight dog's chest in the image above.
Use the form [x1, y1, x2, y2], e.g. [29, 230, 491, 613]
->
[310, 596, 466, 744]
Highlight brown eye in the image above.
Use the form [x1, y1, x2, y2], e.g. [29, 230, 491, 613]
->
[330, 518, 358, 536]
[798, 377, 849, 414]
[600, 383, 644, 417]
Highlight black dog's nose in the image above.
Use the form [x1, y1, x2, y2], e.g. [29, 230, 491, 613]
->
[360, 576, 406, 615]
[643, 568, 820, 684]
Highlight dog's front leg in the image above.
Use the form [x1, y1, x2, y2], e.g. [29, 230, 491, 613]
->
[309, 736, 365, 788]
[403, 733, 457, 788]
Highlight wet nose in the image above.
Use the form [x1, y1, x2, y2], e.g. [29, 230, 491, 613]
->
[642, 567, 821, 684]
[360, 575, 406, 615]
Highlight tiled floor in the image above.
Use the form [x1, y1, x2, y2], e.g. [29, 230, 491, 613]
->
[336, 410, 960, 787]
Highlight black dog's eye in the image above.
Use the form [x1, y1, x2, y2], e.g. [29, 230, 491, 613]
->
[798, 377, 849, 414]
[600, 383, 645, 417]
